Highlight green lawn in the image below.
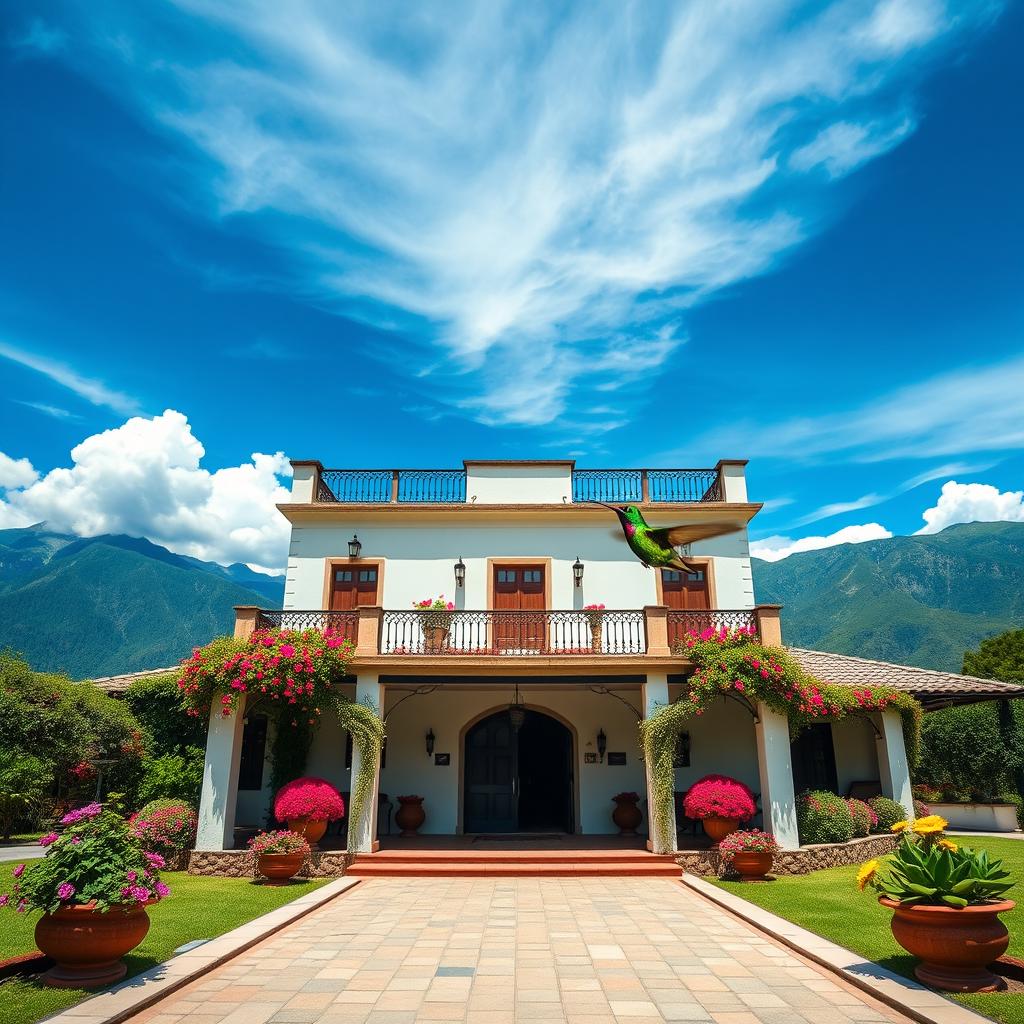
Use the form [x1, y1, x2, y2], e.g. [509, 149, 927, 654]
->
[711, 836, 1024, 1024]
[0, 859, 329, 1024]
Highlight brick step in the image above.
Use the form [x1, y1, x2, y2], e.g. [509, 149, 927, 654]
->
[346, 858, 681, 878]
[355, 850, 677, 865]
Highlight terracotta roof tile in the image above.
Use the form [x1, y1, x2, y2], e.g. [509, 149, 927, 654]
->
[88, 666, 177, 693]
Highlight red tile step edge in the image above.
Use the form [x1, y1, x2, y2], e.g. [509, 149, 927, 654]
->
[346, 850, 681, 878]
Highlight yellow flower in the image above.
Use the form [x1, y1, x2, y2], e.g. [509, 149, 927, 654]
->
[911, 814, 949, 836]
[890, 820, 909, 833]
[937, 838, 959, 852]
[857, 859, 880, 891]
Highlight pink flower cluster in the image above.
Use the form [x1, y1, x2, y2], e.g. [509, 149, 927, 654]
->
[682, 624, 758, 647]
[583, 603, 606, 611]
[249, 829, 311, 857]
[178, 627, 353, 720]
[850, 688, 896, 711]
[413, 596, 455, 610]
[717, 828, 780, 861]
[683, 775, 756, 822]
[61, 802, 103, 825]
[129, 804, 198, 854]
[273, 777, 345, 822]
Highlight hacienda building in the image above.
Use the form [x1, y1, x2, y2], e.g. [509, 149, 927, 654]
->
[183, 459, 1024, 864]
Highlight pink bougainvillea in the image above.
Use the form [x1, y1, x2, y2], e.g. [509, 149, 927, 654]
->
[273, 777, 345, 822]
[683, 774, 756, 822]
[717, 828, 779, 862]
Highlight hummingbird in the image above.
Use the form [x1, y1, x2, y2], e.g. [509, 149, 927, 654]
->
[596, 502, 739, 574]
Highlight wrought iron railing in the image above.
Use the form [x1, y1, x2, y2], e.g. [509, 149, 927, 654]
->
[256, 609, 359, 639]
[667, 609, 759, 648]
[381, 609, 646, 655]
[318, 469, 467, 503]
[571, 468, 722, 503]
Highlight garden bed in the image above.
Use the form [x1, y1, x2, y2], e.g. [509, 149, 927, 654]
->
[678, 832, 898, 876]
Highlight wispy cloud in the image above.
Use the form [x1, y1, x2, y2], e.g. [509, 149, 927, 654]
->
[14, 400, 81, 421]
[9, 18, 67, 56]
[0, 341, 141, 416]
[36, 0, 994, 426]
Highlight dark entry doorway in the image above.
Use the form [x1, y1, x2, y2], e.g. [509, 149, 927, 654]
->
[790, 723, 839, 794]
[463, 709, 573, 833]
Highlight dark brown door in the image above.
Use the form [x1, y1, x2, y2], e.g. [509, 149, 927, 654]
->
[663, 567, 709, 647]
[330, 565, 379, 640]
[493, 565, 545, 650]
[464, 712, 518, 832]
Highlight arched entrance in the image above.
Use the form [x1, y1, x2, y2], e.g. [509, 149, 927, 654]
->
[463, 709, 574, 834]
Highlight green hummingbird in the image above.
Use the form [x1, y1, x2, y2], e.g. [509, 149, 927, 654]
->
[596, 502, 739, 574]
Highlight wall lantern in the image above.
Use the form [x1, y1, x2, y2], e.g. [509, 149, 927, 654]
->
[348, 534, 362, 558]
[508, 684, 526, 731]
[425, 728, 436, 757]
[597, 728, 607, 763]
[454, 557, 466, 588]
[572, 556, 584, 588]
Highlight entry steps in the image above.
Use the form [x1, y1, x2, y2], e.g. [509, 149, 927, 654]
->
[346, 847, 681, 878]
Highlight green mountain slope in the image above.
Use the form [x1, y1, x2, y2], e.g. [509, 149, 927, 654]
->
[0, 525, 284, 678]
[752, 521, 1024, 671]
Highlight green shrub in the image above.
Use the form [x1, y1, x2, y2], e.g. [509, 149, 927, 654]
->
[796, 790, 855, 845]
[123, 673, 206, 756]
[846, 798, 875, 838]
[0, 754, 52, 838]
[868, 796, 908, 832]
[129, 799, 198, 855]
[137, 746, 204, 806]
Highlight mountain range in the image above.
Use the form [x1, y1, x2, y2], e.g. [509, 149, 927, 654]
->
[0, 525, 283, 679]
[752, 521, 1024, 672]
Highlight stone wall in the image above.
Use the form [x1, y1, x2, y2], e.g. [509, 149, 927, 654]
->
[188, 849, 355, 878]
[676, 832, 898, 877]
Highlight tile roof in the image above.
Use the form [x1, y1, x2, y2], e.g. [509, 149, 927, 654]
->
[88, 666, 177, 693]
[789, 648, 1024, 708]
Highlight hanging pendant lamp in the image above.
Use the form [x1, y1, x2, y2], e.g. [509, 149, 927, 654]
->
[507, 683, 526, 731]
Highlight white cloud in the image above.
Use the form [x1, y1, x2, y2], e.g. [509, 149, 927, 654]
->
[0, 411, 291, 571]
[11, 18, 68, 55]
[751, 522, 893, 561]
[0, 453, 38, 491]
[793, 492, 888, 527]
[0, 341, 140, 416]
[916, 480, 1024, 535]
[39, 0, 990, 425]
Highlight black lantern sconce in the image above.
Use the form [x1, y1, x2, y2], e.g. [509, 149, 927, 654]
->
[597, 727, 607, 763]
[454, 557, 466, 588]
[425, 728, 436, 757]
[348, 534, 362, 558]
[572, 556, 584, 588]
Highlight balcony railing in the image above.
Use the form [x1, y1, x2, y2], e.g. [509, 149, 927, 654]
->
[667, 609, 759, 647]
[315, 467, 722, 503]
[256, 609, 359, 639]
[380, 609, 646, 655]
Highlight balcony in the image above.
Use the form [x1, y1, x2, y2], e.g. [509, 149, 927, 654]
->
[242, 606, 777, 660]
[311, 466, 725, 504]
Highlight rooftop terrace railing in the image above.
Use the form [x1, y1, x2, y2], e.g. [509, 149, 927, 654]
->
[315, 467, 722, 503]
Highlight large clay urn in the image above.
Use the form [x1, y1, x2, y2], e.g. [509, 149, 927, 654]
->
[396, 797, 426, 837]
[731, 850, 774, 882]
[612, 795, 643, 836]
[702, 815, 740, 845]
[35, 902, 151, 989]
[257, 852, 306, 884]
[880, 897, 1015, 992]
[287, 817, 328, 847]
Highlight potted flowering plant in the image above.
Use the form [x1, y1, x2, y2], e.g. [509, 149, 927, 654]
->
[415, 597, 455, 650]
[858, 815, 1015, 992]
[395, 795, 426, 836]
[250, 830, 311, 883]
[683, 774, 756, 844]
[611, 792, 642, 835]
[583, 604, 606, 650]
[718, 829, 779, 881]
[274, 777, 345, 846]
[128, 799, 198, 870]
[1, 803, 170, 989]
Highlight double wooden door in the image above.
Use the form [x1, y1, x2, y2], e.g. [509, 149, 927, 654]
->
[330, 564, 379, 641]
[663, 567, 709, 647]
[493, 564, 545, 650]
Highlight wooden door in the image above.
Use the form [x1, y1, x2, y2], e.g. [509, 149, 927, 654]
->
[493, 565, 545, 650]
[330, 565, 379, 640]
[663, 567, 709, 647]
[464, 712, 518, 832]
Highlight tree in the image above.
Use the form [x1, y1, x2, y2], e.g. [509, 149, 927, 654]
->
[963, 629, 1024, 683]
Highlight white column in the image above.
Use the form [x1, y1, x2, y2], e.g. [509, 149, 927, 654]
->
[196, 697, 246, 851]
[877, 710, 913, 817]
[348, 674, 384, 853]
[755, 703, 799, 850]
[642, 673, 677, 854]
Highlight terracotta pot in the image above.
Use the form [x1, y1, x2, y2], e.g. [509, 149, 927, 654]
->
[257, 852, 306, 884]
[702, 815, 740, 844]
[589, 622, 603, 652]
[880, 896, 1015, 992]
[425, 626, 449, 651]
[612, 798, 643, 835]
[287, 817, 327, 846]
[395, 799, 426, 837]
[35, 902, 150, 989]
[730, 850, 774, 881]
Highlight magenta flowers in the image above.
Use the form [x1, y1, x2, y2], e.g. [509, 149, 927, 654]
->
[273, 777, 345, 823]
[683, 775, 757, 822]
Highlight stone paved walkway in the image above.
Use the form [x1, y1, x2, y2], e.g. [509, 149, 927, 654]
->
[133, 878, 910, 1024]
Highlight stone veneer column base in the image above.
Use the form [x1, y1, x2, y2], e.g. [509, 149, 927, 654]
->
[676, 833, 898, 877]
[188, 850, 355, 878]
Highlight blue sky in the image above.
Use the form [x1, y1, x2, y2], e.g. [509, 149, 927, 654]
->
[0, 0, 1022, 571]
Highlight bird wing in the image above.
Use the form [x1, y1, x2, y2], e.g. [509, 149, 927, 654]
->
[646, 521, 740, 547]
